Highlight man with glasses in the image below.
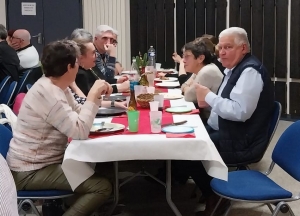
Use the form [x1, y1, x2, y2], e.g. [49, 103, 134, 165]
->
[93, 25, 128, 86]
[11, 29, 39, 70]
[0, 24, 19, 82]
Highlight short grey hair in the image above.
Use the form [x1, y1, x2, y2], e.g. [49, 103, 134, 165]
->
[95, 25, 118, 37]
[70, 28, 93, 43]
[0, 24, 8, 40]
[219, 27, 250, 51]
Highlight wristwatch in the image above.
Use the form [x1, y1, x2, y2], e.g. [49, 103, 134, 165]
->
[111, 100, 115, 107]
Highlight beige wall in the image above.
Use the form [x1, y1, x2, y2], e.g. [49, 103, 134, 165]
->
[0, 0, 6, 26]
[82, 0, 131, 69]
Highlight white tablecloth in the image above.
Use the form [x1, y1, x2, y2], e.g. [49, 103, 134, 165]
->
[62, 89, 228, 190]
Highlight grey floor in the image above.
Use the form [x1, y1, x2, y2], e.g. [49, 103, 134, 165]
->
[28, 120, 300, 216]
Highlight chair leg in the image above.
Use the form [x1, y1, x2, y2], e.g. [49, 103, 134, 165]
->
[223, 201, 232, 216]
[267, 203, 274, 213]
[271, 201, 292, 216]
[209, 197, 222, 216]
[18, 199, 41, 216]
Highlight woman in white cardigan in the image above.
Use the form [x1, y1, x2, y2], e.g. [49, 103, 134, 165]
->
[181, 38, 223, 120]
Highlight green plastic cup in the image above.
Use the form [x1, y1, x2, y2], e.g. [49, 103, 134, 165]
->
[127, 110, 140, 132]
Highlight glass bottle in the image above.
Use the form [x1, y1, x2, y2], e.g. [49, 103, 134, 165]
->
[128, 81, 138, 111]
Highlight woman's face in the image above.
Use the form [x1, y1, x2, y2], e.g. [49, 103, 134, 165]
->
[182, 50, 204, 73]
[79, 42, 96, 69]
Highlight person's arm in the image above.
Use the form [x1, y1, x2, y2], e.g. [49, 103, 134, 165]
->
[44, 93, 101, 140]
[69, 82, 86, 98]
[178, 59, 186, 76]
[181, 74, 194, 92]
[205, 67, 264, 121]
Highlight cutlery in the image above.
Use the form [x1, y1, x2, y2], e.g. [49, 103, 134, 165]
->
[161, 120, 187, 127]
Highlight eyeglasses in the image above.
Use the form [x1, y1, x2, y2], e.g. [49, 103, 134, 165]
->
[101, 36, 118, 45]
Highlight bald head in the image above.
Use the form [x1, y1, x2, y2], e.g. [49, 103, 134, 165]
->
[11, 29, 31, 50]
[13, 29, 31, 41]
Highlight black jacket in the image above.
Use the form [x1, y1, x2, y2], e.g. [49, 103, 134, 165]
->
[0, 41, 20, 81]
[75, 66, 118, 96]
[218, 53, 274, 164]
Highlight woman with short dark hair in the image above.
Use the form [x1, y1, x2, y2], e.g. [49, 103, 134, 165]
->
[7, 40, 113, 216]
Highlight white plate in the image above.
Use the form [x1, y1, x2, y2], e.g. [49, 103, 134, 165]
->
[159, 93, 183, 100]
[162, 126, 194, 134]
[157, 68, 176, 73]
[154, 77, 178, 82]
[121, 70, 138, 75]
[165, 107, 192, 113]
[156, 82, 180, 88]
[90, 122, 125, 134]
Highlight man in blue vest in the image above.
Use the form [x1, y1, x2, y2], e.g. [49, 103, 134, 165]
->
[184, 27, 274, 216]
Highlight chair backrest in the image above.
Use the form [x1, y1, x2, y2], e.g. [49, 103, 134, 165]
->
[14, 69, 32, 98]
[0, 76, 11, 104]
[267, 101, 282, 142]
[272, 120, 300, 182]
[26, 84, 32, 91]
[0, 124, 13, 158]
[3, 81, 17, 106]
[26, 66, 43, 86]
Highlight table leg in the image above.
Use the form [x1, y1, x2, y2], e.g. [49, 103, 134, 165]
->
[106, 161, 119, 216]
[166, 160, 182, 216]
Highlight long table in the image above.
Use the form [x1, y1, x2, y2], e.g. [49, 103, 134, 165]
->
[62, 89, 228, 216]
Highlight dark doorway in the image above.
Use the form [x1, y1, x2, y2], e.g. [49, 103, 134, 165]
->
[6, 0, 83, 54]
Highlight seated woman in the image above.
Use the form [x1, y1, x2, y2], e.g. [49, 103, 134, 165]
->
[6, 40, 112, 216]
[70, 28, 129, 95]
[181, 38, 223, 122]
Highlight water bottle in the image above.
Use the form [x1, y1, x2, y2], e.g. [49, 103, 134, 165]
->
[130, 57, 140, 81]
[147, 46, 156, 68]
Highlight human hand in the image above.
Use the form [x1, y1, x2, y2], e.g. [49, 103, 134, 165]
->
[88, 80, 111, 99]
[172, 52, 182, 63]
[115, 101, 127, 109]
[117, 80, 130, 93]
[195, 84, 211, 103]
[104, 43, 116, 57]
[117, 76, 128, 84]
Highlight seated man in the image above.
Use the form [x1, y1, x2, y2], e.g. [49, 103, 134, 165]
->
[11, 29, 39, 70]
[0, 25, 19, 81]
[179, 27, 274, 216]
[93, 25, 127, 84]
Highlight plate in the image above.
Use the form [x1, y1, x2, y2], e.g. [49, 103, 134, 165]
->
[159, 93, 183, 100]
[103, 95, 127, 101]
[121, 70, 138, 75]
[165, 107, 192, 113]
[156, 82, 180, 88]
[90, 122, 125, 135]
[96, 107, 127, 116]
[162, 126, 194, 134]
[157, 68, 175, 73]
[154, 77, 178, 82]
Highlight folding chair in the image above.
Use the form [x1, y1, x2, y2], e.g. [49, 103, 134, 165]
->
[0, 124, 73, 216]
[210, 120, 300, 216]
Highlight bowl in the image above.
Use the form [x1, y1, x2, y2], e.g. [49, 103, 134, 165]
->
[136, 93, 155, 108]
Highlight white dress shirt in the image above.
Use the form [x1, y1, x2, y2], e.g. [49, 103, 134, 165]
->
[0, 155, 18, 215]
[205, 67, 264, 130]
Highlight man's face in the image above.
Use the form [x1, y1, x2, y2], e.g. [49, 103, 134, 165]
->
[217, 35, 247, 69]
[94, 31, 116, 51]
[10, 34, 23, 50]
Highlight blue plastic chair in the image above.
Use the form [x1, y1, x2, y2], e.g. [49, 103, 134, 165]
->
[227, 101, 282, 169]
[26, 84, 32, 91]
[210, 120, 300, 216]
[2, 81, 17, 106]
[0, 124, 73, 216]
[0, 76, 11, 104]
[16, 69, 32, 96]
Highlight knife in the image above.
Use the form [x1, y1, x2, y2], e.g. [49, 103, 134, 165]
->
[161, 120, 187, 127]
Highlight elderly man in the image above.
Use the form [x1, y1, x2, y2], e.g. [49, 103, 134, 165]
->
[11, 29, 39, 70]
[179, 27, 274, 216]
[0, 24, 19, 81]
[93, 25, 127, 84]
